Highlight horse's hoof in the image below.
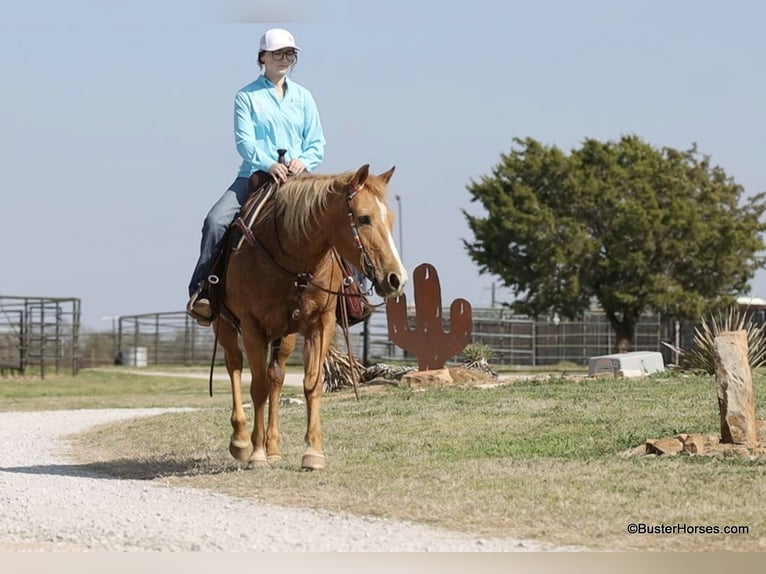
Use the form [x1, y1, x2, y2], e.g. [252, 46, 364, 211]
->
[229, 438, 253, 462]
[301, 449, 326, 471]
[267, 454, 283, 465]
[247, 449, 269, 469]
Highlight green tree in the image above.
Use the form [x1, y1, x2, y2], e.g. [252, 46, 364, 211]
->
[463, 135, 766, 352]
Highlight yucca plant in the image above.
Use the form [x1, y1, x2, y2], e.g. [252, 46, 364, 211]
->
[323, 344, 365, 392]
[323, 344, 416, 391]
[663, 307, 766, 374]
[460, 342, 498, 378]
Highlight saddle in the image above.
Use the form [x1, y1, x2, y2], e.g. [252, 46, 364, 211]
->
[204, 171, 374, 328]
[333, 255, 375, 327]
[202, 171, 272, 321]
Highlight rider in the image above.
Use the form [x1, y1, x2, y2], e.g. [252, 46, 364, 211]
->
[187, 28, 326, 324]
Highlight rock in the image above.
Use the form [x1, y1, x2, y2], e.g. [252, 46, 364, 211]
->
[619, 444, 648, 458]
[706, 443, 751, 458]
[448, 366, 496, 385]
[679, 433, 711, 454]
[645, 437, 684, 455]
[400, 368, 453, 388]
[629, 431, 765, 460]
[280, 397, 304, 405]
[714, 331, 758, 445]
[757, 420, 766, 444]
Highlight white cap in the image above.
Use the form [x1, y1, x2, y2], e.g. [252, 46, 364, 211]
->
[259, 28, 300, 52]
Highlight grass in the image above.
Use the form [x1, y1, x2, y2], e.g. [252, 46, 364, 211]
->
[0, 367, 304, 411]
[2, 367, 766, 551]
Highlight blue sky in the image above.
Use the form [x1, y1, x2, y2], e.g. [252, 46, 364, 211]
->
[2, 0, 765, 330]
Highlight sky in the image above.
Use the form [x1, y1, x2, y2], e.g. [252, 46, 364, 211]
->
[2, 0, 765, 331]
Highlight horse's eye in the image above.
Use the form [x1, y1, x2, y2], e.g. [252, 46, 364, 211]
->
[357, 215, 372, 225]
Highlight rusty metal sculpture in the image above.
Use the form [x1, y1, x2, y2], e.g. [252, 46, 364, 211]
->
[386, 263, 472, 371]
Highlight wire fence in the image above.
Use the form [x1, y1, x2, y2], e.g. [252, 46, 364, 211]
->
[7, 295, 762, 375]
[75, 306, 672, 369]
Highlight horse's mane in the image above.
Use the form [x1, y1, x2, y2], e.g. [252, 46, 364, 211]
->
[259, 170, 388, 240]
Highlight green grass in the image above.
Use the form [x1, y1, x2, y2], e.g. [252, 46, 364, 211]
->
[0, 367, 302, 410]
[4, 367, 766, 551]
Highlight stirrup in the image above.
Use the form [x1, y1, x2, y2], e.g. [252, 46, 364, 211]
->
[187, 291, 213, 326]
[189, 308, 213, 327]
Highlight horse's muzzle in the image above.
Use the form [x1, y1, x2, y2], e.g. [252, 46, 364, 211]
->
[374, 272, 407, 298]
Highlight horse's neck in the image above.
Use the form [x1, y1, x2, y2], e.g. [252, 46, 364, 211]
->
[275, 198, 341, 271]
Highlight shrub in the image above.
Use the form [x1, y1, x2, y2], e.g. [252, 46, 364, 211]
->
[663, 307, 766, 374]
[459, 343, 497, 378]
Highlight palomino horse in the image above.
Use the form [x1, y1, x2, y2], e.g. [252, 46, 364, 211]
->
[214, 164, 407, 470]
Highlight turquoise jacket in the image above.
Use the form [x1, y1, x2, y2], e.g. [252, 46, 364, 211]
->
[234, 75, 325, 177]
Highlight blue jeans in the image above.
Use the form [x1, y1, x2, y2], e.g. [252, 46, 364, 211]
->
[188, 177, 251, 296]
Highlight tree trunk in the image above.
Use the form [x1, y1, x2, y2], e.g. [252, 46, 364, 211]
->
[608, 315, 636, 353]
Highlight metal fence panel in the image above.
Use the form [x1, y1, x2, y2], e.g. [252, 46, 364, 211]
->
[0, 295, 81, 377]
[103, 307, 665, 369]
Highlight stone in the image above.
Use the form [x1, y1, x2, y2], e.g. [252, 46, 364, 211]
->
[645, 438, 684, 455]
[629, 431, 766, 460]
[714, 331, 758, 446]
[280, 397, 304, 405]
[619, 444, 649, 458]
[400, 368, 453, 388]
[447, 366, 496, 385]
[679, 433, 711, 454]
[757, 420, 766, 444]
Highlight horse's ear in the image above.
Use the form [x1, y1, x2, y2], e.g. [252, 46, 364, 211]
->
[351, 164, 370, 188]
[378, 166, 396, 184]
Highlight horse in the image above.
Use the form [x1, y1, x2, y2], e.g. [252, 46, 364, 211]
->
[213, 164, 407, 470]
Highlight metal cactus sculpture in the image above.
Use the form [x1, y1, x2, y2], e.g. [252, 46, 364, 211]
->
[386, 263, 473, 371]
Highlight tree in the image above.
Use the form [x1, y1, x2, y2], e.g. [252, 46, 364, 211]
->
[463, 135, 766, 352]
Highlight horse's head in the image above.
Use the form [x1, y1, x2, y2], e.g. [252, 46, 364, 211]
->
[335, 165, 408, 298]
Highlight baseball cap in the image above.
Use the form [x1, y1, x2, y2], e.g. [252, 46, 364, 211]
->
[259, 28, 300, 52]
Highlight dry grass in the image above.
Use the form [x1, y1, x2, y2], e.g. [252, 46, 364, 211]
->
[33, 369, 766, 551]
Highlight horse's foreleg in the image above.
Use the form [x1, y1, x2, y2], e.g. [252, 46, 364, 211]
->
[216, 321, 252, 462]
[265, 333, 297, 463]
[241, 323, 269, 467]
[301, 321, 335, 470]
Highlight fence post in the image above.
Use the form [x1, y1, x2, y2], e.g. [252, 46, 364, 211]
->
[154, 314, 160, 366]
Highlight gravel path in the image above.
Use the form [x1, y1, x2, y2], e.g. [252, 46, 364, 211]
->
[0, 409, 584, 551]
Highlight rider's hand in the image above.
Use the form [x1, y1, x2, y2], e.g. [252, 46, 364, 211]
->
[287, 158, 306, 176]
[268, 162, 290, 183]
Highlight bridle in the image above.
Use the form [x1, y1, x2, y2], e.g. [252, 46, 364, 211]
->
[344, 184, 376, 284]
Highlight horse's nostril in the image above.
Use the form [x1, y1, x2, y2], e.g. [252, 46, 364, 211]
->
[389, 274, 400, 290]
